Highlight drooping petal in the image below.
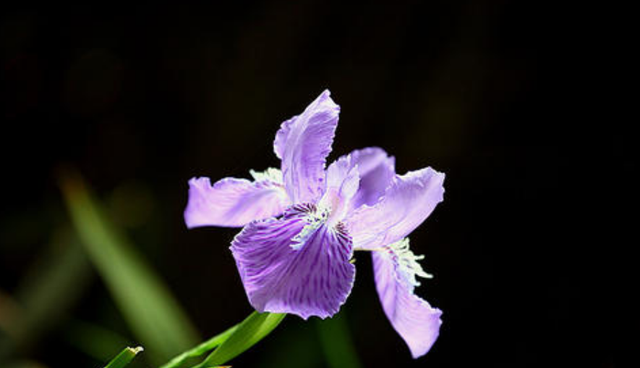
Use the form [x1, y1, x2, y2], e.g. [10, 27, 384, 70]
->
[273, 90, 340, 204]
[230, 205, 355, 319]
[346, 167, 445, 250]
[184, 174, 289, 228]
[372, 249, 442, 358]
[338, 147, 396, 212]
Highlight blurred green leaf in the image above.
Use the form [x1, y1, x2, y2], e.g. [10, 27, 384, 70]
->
[0, 359, 49, 368]
[64, 319, 131, 362]
[316, 311, 362, 368]
[0, 229, 92, 361]
[194, 312, 285, 368]
[59, 169, 198, 364]
[103, 346, 143, 368]
[257, 318, 323, 368]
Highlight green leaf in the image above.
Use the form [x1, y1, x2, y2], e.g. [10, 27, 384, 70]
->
[158, 325, 238, 368]
[104, 346, 144, 368]
[194, 312, 285, 368]
[64, 319, 132, 362]
[0, 229, 92, 360]
[59, 169, 199, 363]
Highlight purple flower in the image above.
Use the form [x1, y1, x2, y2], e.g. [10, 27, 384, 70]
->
[185, 90, 445, 358]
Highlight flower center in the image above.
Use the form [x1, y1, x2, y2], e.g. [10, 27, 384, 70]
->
[319, 186, 356, 228]
[289, 203, 329, 250]
[288, 200, 348, 250]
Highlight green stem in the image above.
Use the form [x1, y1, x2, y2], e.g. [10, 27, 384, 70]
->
[193, 312, 286, 368]
[158, 312, 285, 368]
[158, 325, 238, 368]
[104, 346, 143, 368]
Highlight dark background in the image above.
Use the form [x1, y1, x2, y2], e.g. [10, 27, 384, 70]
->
[0, 1, 634, 367]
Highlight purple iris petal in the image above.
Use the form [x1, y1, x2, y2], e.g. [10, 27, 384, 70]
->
[339, 147, 396, 212]
[325, 154, 360, 201]
[321, 155, 360, 222]
[347, 167, 445, 250]
[184, 176, 289, 228]
[273, 90, 340, 204]
[230, 205, 356, 319]
[372, 250, 442, 358]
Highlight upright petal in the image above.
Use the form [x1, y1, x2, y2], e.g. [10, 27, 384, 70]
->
[325, 154, 360, 202]
[337, 147, 396, 212]
[184, 174, 289, 228]
[231, 205, 355, 319]
[373, 249, 442, 358]
[273, 90, 340, 204]
[273, 115, 296, 160]
[347, 167, 445, 250]
[318, 155, 360, 224]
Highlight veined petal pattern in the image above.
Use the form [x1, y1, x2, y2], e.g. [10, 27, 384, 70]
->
[231, 205, 355, 319]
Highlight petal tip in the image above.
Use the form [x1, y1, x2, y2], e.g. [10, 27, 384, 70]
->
[188, 176, 210, 186]
[184, 177, 212, 229]
[316, 89, 340, 112]
[408, 304, 443, 359]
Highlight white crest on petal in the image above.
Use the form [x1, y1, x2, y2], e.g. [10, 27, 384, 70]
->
[384, 238, 432, 287]
[291, 204, 330, 250]
[250, 167, 284, 184]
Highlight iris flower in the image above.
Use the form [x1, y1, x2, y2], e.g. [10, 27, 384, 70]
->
[185, 90, 445, 358]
